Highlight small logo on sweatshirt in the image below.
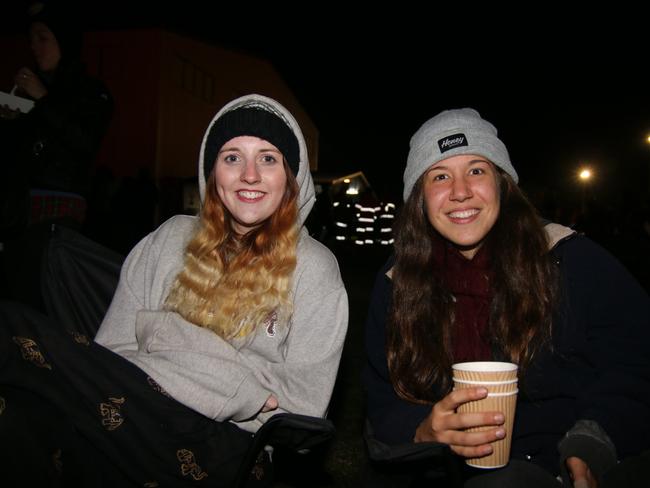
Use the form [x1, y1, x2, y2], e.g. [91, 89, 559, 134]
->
[264, 311, 278, 337]
[438, 133, 468, 153]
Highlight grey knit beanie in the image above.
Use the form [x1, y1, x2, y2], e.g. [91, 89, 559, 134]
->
[403, 108, 517, 201]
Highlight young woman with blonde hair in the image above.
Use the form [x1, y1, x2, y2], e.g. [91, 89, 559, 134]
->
[1, 94, 348, 487]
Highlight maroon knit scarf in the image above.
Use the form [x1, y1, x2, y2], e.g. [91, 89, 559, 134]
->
[435, 241, 493, 362]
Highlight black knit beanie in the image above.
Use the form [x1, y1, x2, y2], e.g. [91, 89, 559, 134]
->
[204, 106, 300, 180]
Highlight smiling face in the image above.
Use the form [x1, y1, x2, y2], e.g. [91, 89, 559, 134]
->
[214, 135, 288, 235]
[422, 154, 500, 259]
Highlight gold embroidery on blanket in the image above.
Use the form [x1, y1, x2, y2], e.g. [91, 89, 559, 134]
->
[99, 397, 125, 430]
[69, 330, 90, 346]
[12, 336, 52, 369]
[177, 449, 208, 480]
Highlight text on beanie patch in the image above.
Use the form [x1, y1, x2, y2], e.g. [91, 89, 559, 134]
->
[438, 133, 468, 153]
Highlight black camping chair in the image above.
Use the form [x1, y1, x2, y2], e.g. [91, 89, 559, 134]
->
[40, 224, 336, 487]
[363, 419, 463, 488]
[41, 224, 124, 337]
[235, 412, 335, 487]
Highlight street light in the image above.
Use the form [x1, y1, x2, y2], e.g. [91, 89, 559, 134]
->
[646, 135, 650, 193]
[578, 166, 593, 213]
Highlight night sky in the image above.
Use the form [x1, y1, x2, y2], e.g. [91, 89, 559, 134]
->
[221, 30, 648, 214]
[92, 5, 650, 207]
[5, 2, 650, 207]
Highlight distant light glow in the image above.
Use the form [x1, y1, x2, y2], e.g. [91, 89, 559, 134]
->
[343, 178, 351, 183]
[579, 169, 592, 180]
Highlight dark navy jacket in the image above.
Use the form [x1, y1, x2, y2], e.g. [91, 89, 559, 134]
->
[362, 232, 650, 475]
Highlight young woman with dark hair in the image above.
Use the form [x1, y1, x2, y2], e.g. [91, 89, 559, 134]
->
[363, 108, 649, 487]
[387, 168, 556, 404]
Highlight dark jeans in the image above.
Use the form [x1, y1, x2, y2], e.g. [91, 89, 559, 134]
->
[464, 460, 560, 488]
[363, 452, 650, 487]
[465, 456, 650, 488]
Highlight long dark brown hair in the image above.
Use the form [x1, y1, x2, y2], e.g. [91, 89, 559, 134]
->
[386, 168, 558, 404]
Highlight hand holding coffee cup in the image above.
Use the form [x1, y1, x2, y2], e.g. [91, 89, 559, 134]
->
[413, 381, 509, 461]
[452, 361, 518, 469]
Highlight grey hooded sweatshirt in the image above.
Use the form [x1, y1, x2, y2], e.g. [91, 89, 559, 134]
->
[95, 94, 348, 433]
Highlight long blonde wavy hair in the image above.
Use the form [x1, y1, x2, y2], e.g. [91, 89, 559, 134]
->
[164, 161, 300, 339]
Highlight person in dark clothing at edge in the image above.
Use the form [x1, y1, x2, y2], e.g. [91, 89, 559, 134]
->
[362, 108, 650, 487]
[0, 0, 113, 310]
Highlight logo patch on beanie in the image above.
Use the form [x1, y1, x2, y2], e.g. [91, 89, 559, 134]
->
[438, 133, 468, 153]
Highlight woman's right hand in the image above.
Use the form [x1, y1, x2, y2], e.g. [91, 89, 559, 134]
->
[414, 387, 506, 459]
[260, 394, 278, 413]
[14, 67, 48, 100]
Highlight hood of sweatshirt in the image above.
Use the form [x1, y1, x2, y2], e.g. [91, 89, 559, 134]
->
[197, 93, 315, 227]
